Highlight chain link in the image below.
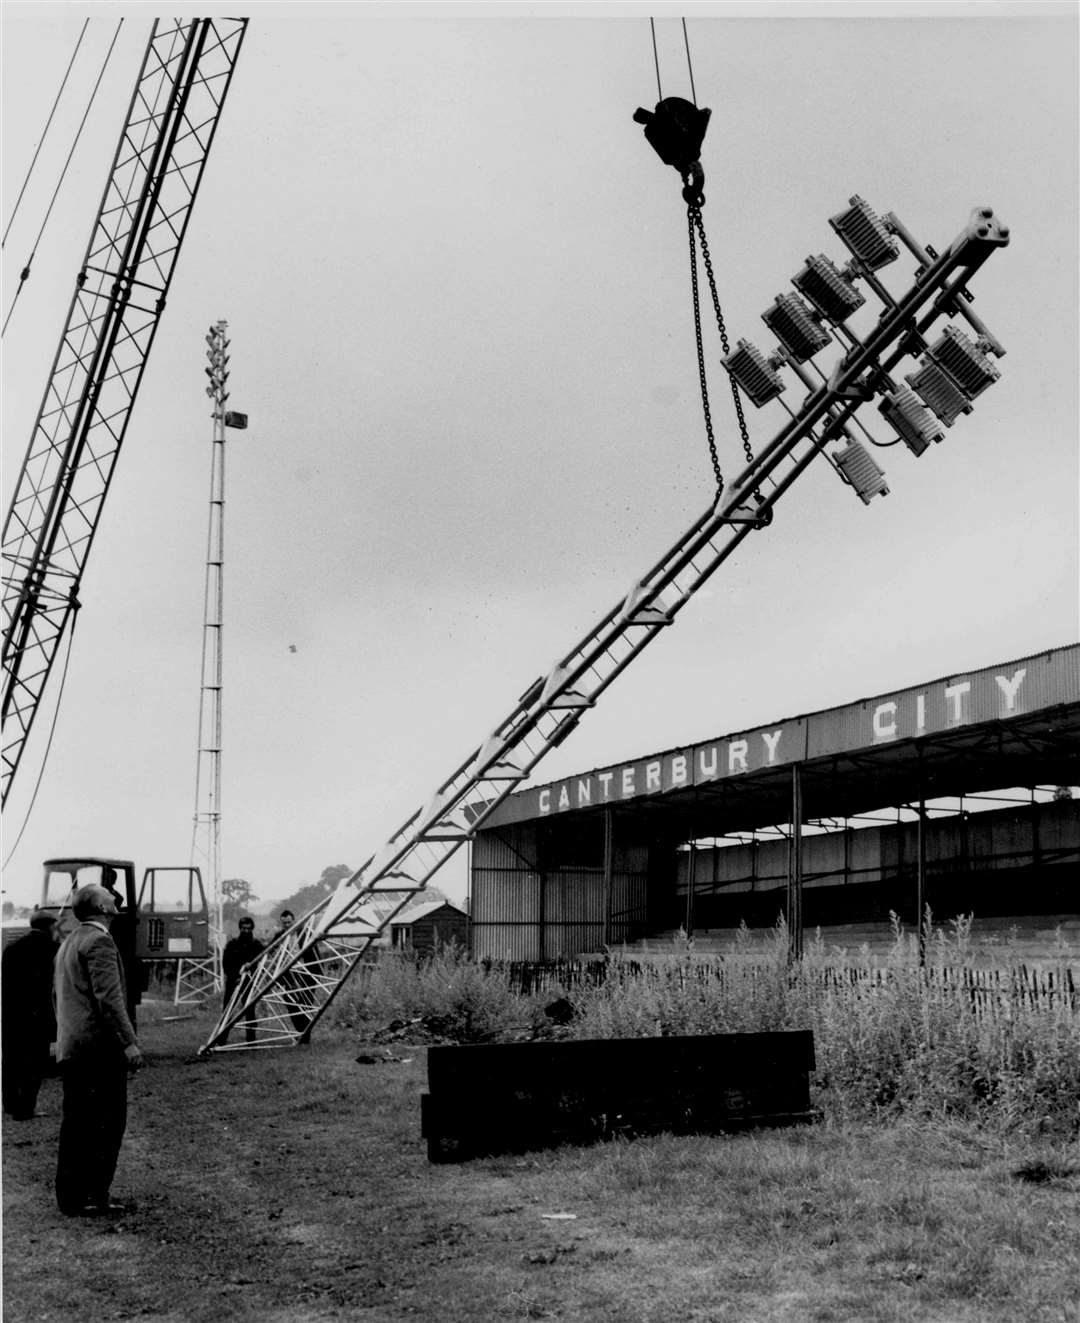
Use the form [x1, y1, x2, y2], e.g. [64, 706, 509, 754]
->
[687, 208, 724, 497]
[687, 200, 764, 507]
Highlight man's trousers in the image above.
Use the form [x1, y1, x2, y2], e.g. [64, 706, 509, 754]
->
[55, 1055, 129, 1213]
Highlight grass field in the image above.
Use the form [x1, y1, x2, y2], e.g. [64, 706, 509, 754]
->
[3, 998, 1078, 1323]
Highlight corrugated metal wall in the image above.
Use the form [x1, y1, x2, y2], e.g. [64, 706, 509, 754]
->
[472, 801, 1078, 960]
[470, 823, 542, 960]
[470, 822, 651, 960]
[611, 843, 649, 946]
[676, 799, 1078, 898]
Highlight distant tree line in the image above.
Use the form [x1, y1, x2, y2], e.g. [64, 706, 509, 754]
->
[219, 864, 459, 928]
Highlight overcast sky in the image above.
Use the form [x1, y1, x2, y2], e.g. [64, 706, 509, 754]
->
[2, 2, 1077, 912]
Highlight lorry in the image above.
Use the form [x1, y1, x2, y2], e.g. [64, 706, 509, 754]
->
[4, 858, 210, 1023]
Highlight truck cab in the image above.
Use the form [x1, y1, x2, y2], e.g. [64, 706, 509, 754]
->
[41, 858, 145, 1016]
[39, 858, 210, 1018]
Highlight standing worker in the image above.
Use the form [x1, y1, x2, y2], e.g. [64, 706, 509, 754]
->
[101, 864, 141, 1025]
[221, 915, 264, 1043]
[276, 909, 318, 1037]
[53, 884, 143, 1217]
[1, 911, 60, 1120]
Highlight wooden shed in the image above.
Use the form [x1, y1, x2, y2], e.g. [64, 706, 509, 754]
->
[390, 901, 469, 954]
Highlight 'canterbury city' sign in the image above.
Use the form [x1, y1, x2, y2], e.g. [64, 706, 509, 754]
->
[484, 646, 1078, 827]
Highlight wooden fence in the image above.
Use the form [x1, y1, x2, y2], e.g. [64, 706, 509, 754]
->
[480, 957, 1079, 1017]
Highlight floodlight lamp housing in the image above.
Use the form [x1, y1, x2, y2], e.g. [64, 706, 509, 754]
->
[761, 293, 831, 363]
[832, 438, 889, 504]
[925, 325, 1001, 401]
[721, 339, 785, 407]
[878, 387, 946, 456]
[906, 361, 972, 428]
[829, 195, 899, 271]
[792, 255, 865, 324]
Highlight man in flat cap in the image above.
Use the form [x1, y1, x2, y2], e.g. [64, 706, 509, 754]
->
[53, 884, 143, 1216]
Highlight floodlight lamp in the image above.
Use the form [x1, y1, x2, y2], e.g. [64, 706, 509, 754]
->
[205, 385, 216, 398]
[761, 293, 831, 363]
[829, 196, 899, 271]
[792, 255, 865, 324]
[925, 325, 1000, 401]
[205, 332, 217, 347]
[905, 361, 972, 428]
[878, 387, 945, 456]
[721, 339, 785, 408]
[832, 438, 889, 505]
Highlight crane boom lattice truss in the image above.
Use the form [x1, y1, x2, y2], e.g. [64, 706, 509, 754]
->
[1, 18, 247, 806]
[202, 201, 1009, 1054]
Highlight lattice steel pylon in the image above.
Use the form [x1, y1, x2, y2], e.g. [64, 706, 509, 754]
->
[1, 18, 248, 807]
[201, 201, 1010, 1054]
[175, 320, 238, 1005]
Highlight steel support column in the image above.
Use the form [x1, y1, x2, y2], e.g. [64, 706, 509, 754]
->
[787, 763, 804, 962]
[685, 841, 697, 938]
[601, 809, 613, 948]
[916, 798, 927, 966]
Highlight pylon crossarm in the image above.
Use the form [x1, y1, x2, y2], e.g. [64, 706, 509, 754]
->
[200, 203, 1009, 1054]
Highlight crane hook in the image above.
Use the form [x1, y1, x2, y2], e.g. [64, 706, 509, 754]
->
[633, 96, 711, 206]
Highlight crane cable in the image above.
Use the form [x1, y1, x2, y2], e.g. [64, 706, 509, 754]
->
[1, 602, 81, 872]
[2, 18, 89, 249]
[2, 19, 124, 338]
[640, 18, 761, 508]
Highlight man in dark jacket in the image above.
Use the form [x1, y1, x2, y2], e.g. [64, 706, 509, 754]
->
[2, 912, 59, 1120]
[221, 916, 264, 1043]
[101, 864, 141, 1025]
[53, 884, 143, 1216]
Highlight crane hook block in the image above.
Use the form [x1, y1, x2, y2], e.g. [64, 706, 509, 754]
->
[633, 97, 711, 174]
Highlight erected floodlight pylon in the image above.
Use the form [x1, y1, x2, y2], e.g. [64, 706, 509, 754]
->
[200, 200, 1010, 1055]
[175, 320, 247, 1006]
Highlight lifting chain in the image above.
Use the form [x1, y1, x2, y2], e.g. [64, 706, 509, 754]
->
[686, 193, 758, 504]
[633, 93, 765, 513]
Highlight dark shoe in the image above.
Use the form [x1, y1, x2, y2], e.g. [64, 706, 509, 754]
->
[63, 1201, 130, 1217]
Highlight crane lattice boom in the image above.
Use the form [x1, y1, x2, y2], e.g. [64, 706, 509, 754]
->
[1, 18, 247, 805]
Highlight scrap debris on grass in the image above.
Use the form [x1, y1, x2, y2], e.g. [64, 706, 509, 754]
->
[355, 1048, 413, 1065]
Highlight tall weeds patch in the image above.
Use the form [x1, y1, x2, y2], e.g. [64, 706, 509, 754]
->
[333, 921, 1080, 1137]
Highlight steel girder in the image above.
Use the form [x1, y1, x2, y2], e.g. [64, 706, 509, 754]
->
[1, 17, 247, 805]
[202, 202, 1010, 1053]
